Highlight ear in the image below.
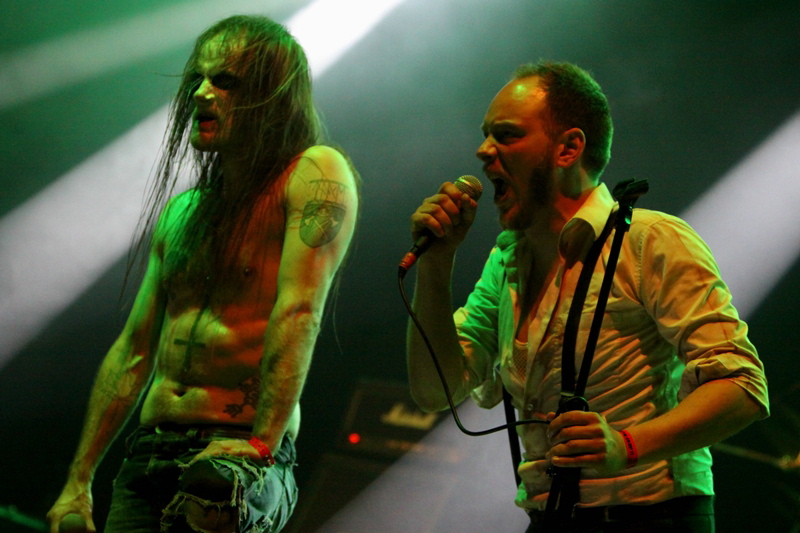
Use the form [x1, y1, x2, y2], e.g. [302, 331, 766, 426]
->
[553, 128, 585, 169]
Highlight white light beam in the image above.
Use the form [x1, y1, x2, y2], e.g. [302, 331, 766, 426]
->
[682, 110, 800, 319]
[289, 0, 407, 76]
[0, 0, 409, 368]
[0, 0, 309, 110]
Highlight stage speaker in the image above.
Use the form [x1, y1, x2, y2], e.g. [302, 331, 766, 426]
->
[332, 379, 442, 460]
[283, 451, 394, 533]
[284, 380, 444, 533]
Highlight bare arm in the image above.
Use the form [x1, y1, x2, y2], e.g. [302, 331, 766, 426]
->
[251, 146, 358, 451]
[47, 216, 168, 532]
[627, 378, 761, 463]
[547, 378, 762, 474]
[405, 182, 478, 412]
[185, 148, 358, 463]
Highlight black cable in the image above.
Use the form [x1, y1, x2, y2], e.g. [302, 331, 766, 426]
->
[399, 269, 548, 437]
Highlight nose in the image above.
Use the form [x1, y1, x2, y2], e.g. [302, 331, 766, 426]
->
[476, 137, 496, 163]
[193, 78, 214, 104]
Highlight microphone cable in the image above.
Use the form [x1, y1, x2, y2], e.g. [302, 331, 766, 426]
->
[398, 269, 548, 437]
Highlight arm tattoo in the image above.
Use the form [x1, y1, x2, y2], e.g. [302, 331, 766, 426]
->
[101, 366, 138, 400]
[299, 179, 347, 248]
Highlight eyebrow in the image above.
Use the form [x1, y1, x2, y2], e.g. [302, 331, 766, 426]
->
[481, 120, 522, 134]
[192, 64, 236, 75]
[187, 66, 241, 87]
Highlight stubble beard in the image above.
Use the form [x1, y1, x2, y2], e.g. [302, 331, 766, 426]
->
[500, 157, 555, 232]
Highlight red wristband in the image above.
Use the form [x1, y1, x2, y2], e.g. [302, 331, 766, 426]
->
[620, 429, 638, 468]
[248, 436, 276, 466]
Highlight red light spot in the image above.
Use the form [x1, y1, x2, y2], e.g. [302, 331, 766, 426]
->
[348, 433, 361, 444]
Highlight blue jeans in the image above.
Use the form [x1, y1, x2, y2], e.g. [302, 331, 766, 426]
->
[526, 496, 715, 533]
[105, 425, 297, 533]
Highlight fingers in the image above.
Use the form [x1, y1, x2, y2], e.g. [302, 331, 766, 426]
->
[189, 439, 262, 465]
[410, 182, 476, 240]
[458, 192, 478, 226]
[547, 410, 600, 441]
[412, 199, 457, 238]
[188, 441, 221, 464]
[546, 412, 603, 465]
[547, 437, 606, 462]
[547, 435, 627, 473]
[86, 516, 97, 533]
[545, 411, 629, 473]
[517, 459, 551, 491]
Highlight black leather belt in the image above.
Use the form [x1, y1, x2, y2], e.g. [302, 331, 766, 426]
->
[153, 422, 253, 440]
[528, 495, 713, 524]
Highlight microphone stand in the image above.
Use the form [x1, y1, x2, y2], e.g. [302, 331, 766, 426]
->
[541, 179, 648, 531]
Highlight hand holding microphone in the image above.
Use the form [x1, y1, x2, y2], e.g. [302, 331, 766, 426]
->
[400, 175, 483, 273]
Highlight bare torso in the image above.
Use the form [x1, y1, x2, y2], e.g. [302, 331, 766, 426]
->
[139, 183, 301, 439]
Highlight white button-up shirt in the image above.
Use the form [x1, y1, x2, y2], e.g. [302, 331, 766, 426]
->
[453, 183, 769, 510]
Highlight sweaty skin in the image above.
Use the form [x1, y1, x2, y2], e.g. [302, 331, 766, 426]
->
[141, 147, 355, 442]
[46, 145, 357, 533]
[139, 185, 302, 438]
[47, 22, 359, 532]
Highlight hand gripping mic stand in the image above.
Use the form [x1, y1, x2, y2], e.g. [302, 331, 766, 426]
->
[522, 179, 649, 531]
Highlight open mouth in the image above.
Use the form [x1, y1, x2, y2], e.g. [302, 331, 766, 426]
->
[196, 112, 216, 124]
[194, 112, 218, 135]
[491, 177, 509, 202]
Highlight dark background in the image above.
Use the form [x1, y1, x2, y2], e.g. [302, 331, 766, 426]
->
[2, 1, 799, 531]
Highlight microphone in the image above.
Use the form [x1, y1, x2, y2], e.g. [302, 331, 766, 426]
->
[399, 175, 483, 274]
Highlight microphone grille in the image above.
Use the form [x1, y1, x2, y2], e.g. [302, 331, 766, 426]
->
[454, 175, 483, 201]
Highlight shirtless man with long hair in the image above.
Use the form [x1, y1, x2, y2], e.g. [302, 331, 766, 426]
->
[48, 15, 359, 533]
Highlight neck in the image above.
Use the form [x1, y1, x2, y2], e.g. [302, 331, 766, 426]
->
[552, 185, 596, 226]
[551, 166, 597, 231]
[218, 153, 249, 196]
[523, 178, 597, 252]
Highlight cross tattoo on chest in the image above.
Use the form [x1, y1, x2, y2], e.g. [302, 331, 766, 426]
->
[174, 337, 206, 376]
[174, 299, 210, 377]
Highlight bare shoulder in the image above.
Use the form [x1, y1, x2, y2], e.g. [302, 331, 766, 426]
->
[154, 189, 200, 234]
[284, 146, 358, 249]
[165, 189, 201, 214]
[290, 145, 358, 188]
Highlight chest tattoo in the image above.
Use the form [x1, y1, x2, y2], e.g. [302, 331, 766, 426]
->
[174, 297, 210, 379]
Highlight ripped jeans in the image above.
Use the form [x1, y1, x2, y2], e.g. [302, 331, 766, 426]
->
[105, 425, 297, 533]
